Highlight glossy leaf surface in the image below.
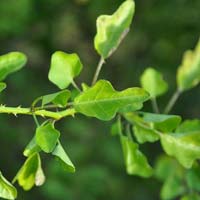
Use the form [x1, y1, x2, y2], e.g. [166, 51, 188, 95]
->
[0, 172, 17, 200]
[74, 80, 149, 120]
[0, 52, 27, 81]
[94, 0, 135, 58]
[140, 67, 168, 98]
[48, 51, 83, 89]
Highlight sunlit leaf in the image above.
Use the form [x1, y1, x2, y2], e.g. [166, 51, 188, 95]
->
[119, 102, 143, 113]
[0, 82, 6, 93]
[74, 80, 149, 121]
[41, 90, 71, 107]
[177, 38, 200, 91]
[36, 122, 60, 153]
[0, 52, 27, 81]
[48, 51, 83, 89]
[176, 119, 200, 133]
[94, 0, 135, 58]
[0, 171, 17, 200]
[81, 83, 90, 92]
[120, 135, 153, 177]
[140, 67, 168, 98]
[52, 142, 75, 173]
[13, 153, 45, 191]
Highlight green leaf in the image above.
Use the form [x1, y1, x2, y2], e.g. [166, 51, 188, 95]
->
[140, 67, 168, 98]
[48, 51, 83, 89]
[160, 173, 186, 200]
[23, 136, 41, 157]
[0, 82, 6, 93]
[0, 171, 17, 200]
[52, 142, 75, 173]
[177, 38, 200, 91]
[36, 122, 60, 153]
[13, 153, 45, 191]
[94, 0, 135, 58]
[120, 135, 153, 177]
[74, 80, 149, 121]
[181, 194, 200, 200]
[139, 112, 181, 132]
[41, 90, 71, 107]
[0, 52, 27, 81]
[176, 119, 200, 133]
[160, 132, 200, 168]
[119, 102, 143, 113]
[81, 83, 90, 92]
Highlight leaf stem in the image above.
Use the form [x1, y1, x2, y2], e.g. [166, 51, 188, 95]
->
[0, 105, 75, 120]
[117, 115, 123, 136]
[164, 89, 182, 114]
[71, 80, 81, 92]
[151, 97, 160, 113]
[33, 114, 40, 127]
[91, 57, 105, 85]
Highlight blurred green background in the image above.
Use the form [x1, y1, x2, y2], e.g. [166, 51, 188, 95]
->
[0, 0, 200, 199]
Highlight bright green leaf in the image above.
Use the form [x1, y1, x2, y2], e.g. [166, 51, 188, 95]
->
[120, 135, 153, 177]
[23, 136, 41, 157]
[140, 67, 168, 98]
[0, 82, 6, 93]
[119, 102, 143, 113]
[0, 52, 27, 81]
[74, 80, 149, 121]
[160, 132, 200, 168]
[94, 0, 135, 58]
[0, 171, 17, 200]
[181, 193, 200, 200]
[36, 122, 60, 153]
[52, 142, 75, 173]
[48, 51, 83, 89]
[177, 38, 200, 91]
[176, 119, 200, 133]
[42, 90, 71, 107]
[13, 153, 45, 191]
[81, 83, 90, 92]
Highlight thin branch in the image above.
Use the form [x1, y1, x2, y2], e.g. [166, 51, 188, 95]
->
[91, 57, 105, 85]
[151, 97, 160, 113]
[164, 89, 182, 114]
[71, 80, 81, 92]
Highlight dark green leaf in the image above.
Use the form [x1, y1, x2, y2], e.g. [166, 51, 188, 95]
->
[74, 80, 149, 121]
[13, 153, 45, 191]
[0, 82, 6, 93]
[120, 135, 153, 177]
[0, 52, 27, 81]
[48, 51, 83, 89]
[52, 142, 75, 173]
[0, 171, 17, 200]
[36, 122, 60, 153]
[140, 67, 168, 98]
[94, 0, 135, 58]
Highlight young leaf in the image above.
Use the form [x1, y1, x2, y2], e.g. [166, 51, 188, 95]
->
[41, 90, 71, 107]
[23, 136, 41, 157]
[48, 51, 83, 89]
[0, 82, 6, 93]
[119, 102, 143, 113]
[120, 135, 153, 177]
[140, 67, 168, 98]
[52, 142, 75, 173]
[94, 0, 135, 58]
[160, 132, 200, 168]
[0, 172, 17, 200]
[175, 119, 200, 133]
[13, 153, 45, 191]
[177, 38, 200, 91]
[0, 52, 27, 81]
[36, 122, 60, 153]
[74, 80, 149, 121]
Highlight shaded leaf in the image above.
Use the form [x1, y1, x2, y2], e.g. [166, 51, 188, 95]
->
[0, 52, 27, 81]
[41, 90, 71, 107]
[13, 153, 45, 191]
[94, 0, 135, 58]
[177, 38, 200, 91]
[48, 51, 83, 89]
[74, 80, 149, 121]
[0, 82, 6, 93]
[140, 67, 168, 98]
[120, 135, 153, 177]
[0, 172, 17, 200]
[52, 142, 75, 173]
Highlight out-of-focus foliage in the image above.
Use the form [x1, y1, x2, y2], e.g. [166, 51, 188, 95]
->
[0, 0, 200, 200]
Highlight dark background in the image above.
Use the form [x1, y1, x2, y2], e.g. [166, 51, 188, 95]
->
[0, 0, 200, 199]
